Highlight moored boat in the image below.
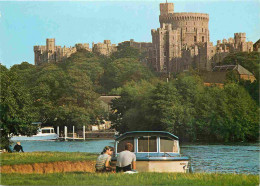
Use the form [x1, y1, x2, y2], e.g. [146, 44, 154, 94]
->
[112, 131, 192, 173]
[10, 127, 59, 141]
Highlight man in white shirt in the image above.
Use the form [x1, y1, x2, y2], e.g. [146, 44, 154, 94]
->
[116, 143, 136, 172]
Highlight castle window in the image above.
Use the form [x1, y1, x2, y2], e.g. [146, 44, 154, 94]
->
[194, 27, 196, 31]
[186, 22, 187, 25]
[194, 22, 195, 25]
[186, 27, 187, 32]
[202, 36, 205, 42]
[202, 28, 203, 32]
[194, 36, 197, 42]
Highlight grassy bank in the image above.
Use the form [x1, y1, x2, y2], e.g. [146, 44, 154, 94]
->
[1, 172, 258, 186]
[0, 152, 97, 166]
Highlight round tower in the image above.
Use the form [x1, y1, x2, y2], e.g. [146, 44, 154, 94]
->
[159, 3, 210, 47]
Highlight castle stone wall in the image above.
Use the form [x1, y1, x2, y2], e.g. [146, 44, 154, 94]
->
[151, 2, 253, 74]
[92, 40, 117, 56]
[34, 39, 91, 65]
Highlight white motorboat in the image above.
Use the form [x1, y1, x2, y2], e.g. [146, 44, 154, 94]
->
[10, 126, 59, 141]
[112, 131, 192, 173]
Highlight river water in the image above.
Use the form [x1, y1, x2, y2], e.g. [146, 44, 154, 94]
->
[11, 140, 259, 175]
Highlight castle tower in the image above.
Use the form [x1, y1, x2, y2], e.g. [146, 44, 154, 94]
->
[160, 2, 174, 16]
[234, 33, 246, 44]
[46, 38, 55, 52]
[152, 1, 212, 73]
[159, 2, 209, 47]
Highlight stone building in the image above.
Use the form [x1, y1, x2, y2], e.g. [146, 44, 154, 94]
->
[213, 33, 254, 64]
[92, 40, 117, 56]
[34, 39, 118, 65]
[202, 64, 256, 87]
[126, 39, 153, 53]
[150, 2, 253, 74]
[34, 38, 91, 65]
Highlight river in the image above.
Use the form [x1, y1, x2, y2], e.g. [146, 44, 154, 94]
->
[11, 140, 259, 175]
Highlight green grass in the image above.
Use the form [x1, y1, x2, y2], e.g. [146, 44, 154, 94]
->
[1, 172, 258, 186]
[0, 152, 97, 166]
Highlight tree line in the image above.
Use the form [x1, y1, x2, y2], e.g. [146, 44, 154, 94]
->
[0, 47, 259, 149]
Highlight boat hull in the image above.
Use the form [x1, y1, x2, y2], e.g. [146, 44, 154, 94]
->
[112, 158, 190, 173]
[10, 134, 59, 141]
[136, 160, 190, 173]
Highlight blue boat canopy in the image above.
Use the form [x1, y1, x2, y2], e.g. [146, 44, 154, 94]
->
[115, 131, 179, 141]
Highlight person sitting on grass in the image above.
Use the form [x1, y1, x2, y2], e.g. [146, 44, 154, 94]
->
[116, 143, 136, 172]
[95, 146, 114, 172]
[13, 142, 24, 152]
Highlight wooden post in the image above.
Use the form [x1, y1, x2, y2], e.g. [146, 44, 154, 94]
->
[83, 125, 85, 141]
[57, 126, 59, 137]
[64, 126, 67, 141]
[73, 126, 75, 140]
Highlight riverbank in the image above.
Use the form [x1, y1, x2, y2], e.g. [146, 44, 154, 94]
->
[1, 152, 259, 185]
[1, 172, 258, 186]
[1, 152, 97, 166]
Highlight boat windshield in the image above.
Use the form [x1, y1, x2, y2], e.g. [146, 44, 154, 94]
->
[42, 129, 53, 134]
[138, 136, 157, 152]
[160, 137, 178, 153]
[117, 137, 135, 153]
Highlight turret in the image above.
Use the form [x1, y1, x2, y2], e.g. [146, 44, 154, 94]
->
[160, 2, 174, 16]
[46, 38, 55, 52]
[234, 33, 246, 44]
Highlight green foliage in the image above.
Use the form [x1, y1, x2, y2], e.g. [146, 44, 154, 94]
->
[1, 172, 259, 186]
[110, 80, 157, 132]
[239, 79, 259, 104]
[220, 52, 259, 104]
[112, 44, 141, 59]
[0, 63, 38, 149]
[1, 49, 259, 144]
[220, 52, 260, 79]
[110, 73, 259, 142]
[30, 62, 102, 129]
[101, 58, 154, 93]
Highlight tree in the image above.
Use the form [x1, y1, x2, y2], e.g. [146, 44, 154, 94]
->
[109, 72, 259, 142]
[110, 80, 156, 133]
[220, 52, 260, 79]
[111, 44, 141, 59]
[0, 64, 38, 149]
[101, 58, 154, 93]
[31, 62, 103, 129]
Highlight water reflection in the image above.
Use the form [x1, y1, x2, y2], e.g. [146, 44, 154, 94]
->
[11, 140, 259, 174]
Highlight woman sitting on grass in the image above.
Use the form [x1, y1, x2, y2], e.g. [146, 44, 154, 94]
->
[95, 146, 114, 172]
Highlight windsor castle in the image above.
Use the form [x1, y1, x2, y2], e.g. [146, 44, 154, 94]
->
[34, 2, 256, 74]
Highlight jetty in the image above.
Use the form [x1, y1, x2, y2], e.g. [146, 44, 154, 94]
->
[56, 126, 116, 141]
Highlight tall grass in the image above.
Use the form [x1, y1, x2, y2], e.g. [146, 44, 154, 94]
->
[0, 152, 97, 165]
[1, 172, 258, 186]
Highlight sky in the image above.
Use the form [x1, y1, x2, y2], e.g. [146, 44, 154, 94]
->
[0, 0, 259, 67]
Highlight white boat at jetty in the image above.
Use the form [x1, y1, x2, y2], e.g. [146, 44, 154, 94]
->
[112, 131, 192, 173]
[10, 126, 58, 141]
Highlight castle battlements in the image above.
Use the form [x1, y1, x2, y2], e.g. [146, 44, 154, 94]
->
[34, 39, 116, 65]
[34, 2, 254, 71]
[150, 2, 253, 73]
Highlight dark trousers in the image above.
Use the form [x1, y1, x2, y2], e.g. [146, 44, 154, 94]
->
[96, 167, 113, 173]
[116, 164, 131, 172]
